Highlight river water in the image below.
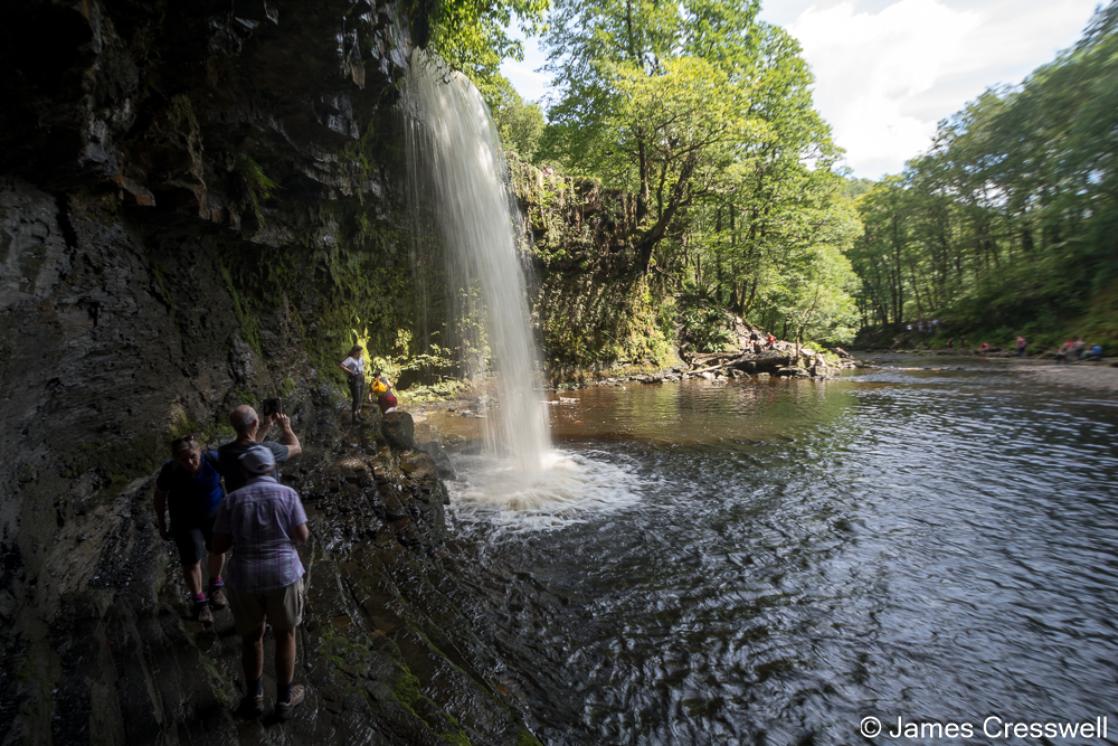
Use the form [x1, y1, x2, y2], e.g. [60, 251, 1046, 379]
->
[429, 355, 1118, 744]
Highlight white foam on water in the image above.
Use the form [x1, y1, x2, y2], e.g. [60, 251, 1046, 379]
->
[447, 449, 648, 534]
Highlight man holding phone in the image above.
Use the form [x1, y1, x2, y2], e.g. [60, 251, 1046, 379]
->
[218, 403, 303, 493]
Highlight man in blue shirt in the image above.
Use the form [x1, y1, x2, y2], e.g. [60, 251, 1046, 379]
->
[153, 434, 227, 625]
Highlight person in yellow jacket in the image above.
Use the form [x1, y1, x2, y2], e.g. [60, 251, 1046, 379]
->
[370, 370, 398, 414]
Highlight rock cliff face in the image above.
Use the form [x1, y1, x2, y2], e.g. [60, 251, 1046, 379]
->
[510, 159, 680, 378]
[0, 2, 538, 743]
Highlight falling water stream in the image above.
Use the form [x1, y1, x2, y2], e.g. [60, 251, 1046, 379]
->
[404, 52, 550, 471]
[403, 53, 648, 520]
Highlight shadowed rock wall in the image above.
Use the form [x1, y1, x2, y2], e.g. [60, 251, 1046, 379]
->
[0, 2, 539, 743]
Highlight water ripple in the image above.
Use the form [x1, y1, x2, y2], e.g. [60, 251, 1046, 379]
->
[441, 357, 1118, 743]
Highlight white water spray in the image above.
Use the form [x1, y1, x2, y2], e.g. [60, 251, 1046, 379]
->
[404, 53, 551, 470]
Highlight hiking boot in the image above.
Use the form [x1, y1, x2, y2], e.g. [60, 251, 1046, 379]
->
[237, 692, 265, 719]
[275, 684, 305, 721]
[208, 584, 227, 610]
[194, 601, 214, 627]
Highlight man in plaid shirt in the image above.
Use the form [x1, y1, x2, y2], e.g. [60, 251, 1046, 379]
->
[213, 445, 309, 720]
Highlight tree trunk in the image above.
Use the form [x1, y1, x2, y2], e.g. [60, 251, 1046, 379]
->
[634, 153, 698, 274]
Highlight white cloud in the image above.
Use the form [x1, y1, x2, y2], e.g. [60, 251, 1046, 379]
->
[790, 0, 981, 177]
[501, 58, 549, 104]
[499, 33, 550, 104]
[786, 0, 1100, 178]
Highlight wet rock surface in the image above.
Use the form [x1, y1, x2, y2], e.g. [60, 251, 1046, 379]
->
[0, 2, 541, 743]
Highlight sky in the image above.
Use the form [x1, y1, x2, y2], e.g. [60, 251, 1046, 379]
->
[499, 0, 1101, 179]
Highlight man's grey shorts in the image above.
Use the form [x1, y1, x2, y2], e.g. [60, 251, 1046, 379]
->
[228, 577, 305, 636]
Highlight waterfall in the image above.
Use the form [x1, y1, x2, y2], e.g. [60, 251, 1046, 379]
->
[404, 52, 551, 470]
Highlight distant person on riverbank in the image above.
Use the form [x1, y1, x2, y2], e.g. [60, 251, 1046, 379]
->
[153, 434, 227, 626]
[749, 330, 762, 353]
[339, 345, 366, 421]
[979, 341, 990, 355]
[1086, 343, 1104, 361]
[371, 370, 398, 414]
[1016, 336, 1027, 357]
[212, 445, 309, 720]
[1072, 337, 1086, 361]
[765, 333, 777, 350]
[1056, 339, 1074, 363]
[219, 405, 302, 493]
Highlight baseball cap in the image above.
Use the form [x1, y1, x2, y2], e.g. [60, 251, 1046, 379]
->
[239, 444, 276, 475]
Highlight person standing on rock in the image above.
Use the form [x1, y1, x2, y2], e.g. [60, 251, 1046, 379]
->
[218, 404, 302, 493]
[1016, 336, 1027, 357]
[212, 445, 309, 720]
[338, 345, 366, 421]
[153, 434, 228, 626]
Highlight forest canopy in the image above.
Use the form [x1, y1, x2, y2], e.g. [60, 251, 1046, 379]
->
[429, 0, 1118, 350]
[850, 2, 1118, 348]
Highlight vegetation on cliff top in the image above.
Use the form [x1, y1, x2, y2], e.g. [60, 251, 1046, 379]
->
[428, 0, 547, 98]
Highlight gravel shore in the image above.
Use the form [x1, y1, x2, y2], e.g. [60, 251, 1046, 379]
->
[1017, 361, 1118, 392]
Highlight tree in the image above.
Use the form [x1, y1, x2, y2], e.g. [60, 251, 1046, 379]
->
[428, 0, 548, 88]
[487, 76, 545, 160]
[541, 0, 764, 274]
[850, 1, 1118, 346]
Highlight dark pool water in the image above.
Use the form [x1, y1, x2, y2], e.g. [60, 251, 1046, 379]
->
[438, 356, 1118, 744]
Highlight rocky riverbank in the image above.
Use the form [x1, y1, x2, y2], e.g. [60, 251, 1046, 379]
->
[544, 323, 858, 387]
[1015, 360, 1118, 392]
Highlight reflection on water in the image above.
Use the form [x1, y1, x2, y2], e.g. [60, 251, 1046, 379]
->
[429, 378, 857, 446]
[435, 358, 1118, 744]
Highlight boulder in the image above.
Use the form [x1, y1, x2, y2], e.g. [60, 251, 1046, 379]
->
[730, 350, 796, 374]
[416, 440, 456, 479]
[776, 366, 810, 378]
[399, 450, 437, 482]
[382, 489, 410, 520]
[381, 411, 415, 451]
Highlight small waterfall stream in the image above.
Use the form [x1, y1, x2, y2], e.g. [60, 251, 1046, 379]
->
[404, 53, 551, 471]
